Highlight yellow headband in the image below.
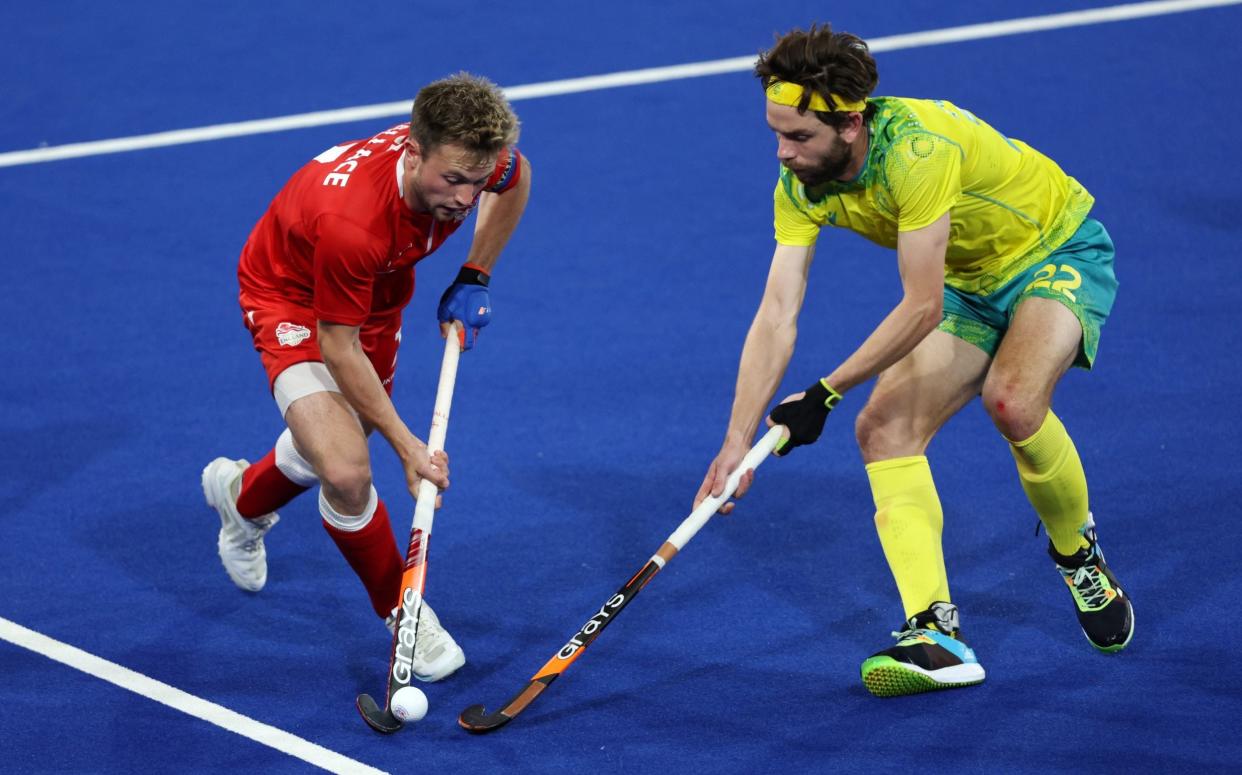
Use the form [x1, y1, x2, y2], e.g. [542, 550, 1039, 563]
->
[765, 79, 866, 113]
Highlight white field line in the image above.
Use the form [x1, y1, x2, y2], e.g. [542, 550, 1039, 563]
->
[2, 0, 1237, 169]
[0, 616, 386, 775]
[1, 0, 1237, 169]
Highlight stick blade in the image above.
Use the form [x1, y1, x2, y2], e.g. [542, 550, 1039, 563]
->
[458, 703, 513, 733]
[356, 693, 404, 734]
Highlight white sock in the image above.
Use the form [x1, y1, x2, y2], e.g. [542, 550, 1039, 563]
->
[318, 485, 378, 532]
[274, 428, 319, 486]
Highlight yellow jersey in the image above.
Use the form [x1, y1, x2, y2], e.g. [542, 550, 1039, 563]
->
[773, 97, 1095, 295]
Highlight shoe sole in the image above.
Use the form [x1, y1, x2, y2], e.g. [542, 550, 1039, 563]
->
[202, 458, 266, 593]
[860, 656, 985, 698]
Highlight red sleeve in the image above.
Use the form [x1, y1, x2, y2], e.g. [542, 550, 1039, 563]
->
[483, 146, 522, 194]
[311, 214, 386, 326]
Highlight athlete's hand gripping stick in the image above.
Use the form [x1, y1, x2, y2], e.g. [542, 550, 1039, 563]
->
[768, 378, 843, 456]
[438, 264, 491, 350]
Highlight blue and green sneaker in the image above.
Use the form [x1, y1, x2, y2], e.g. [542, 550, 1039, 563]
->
[1050, 514, 1134, 653]
[860, 601, 986, 698]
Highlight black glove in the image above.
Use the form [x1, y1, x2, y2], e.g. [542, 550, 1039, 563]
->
[768, 379, 843, 456]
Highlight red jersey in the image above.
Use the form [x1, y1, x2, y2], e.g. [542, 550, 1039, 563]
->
[237, 122, 522, 326]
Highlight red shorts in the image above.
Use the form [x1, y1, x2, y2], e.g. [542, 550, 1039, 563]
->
[239, 292, 401, 395]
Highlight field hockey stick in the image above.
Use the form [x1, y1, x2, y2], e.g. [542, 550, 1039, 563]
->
[357, 322, 462, 733]
[458, 424, 786, 733]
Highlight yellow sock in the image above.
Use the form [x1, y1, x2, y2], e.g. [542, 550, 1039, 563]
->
[1008, 410, 1090, 555]
[866, 456, 950, 620]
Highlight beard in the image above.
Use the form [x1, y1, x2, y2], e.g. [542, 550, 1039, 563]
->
[785, 135, 853, 187]
[406, 180, 469, 222]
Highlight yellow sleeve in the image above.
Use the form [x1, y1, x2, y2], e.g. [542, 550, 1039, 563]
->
[887, 132, 962, 232]
[773, 179, 821, 246]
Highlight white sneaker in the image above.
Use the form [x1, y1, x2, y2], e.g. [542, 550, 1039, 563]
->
[384, 601, 466, 682]
[202, 457, 279, 592]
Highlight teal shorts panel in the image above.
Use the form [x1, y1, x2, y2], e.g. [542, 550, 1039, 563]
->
[938, 218, 1118, 369]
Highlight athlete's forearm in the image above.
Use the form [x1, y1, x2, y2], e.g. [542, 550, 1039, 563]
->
[726, 311, 797, 444]
[464, 156, 531, 273]
[823, 213, 949, 393]
[823, 296, 941, 393]
[318, 325, 424, 463]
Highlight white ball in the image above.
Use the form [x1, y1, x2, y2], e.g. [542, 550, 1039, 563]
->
[390, 685, 428, 722]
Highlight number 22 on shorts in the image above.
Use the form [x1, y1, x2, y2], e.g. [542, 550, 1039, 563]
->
[1024, 263, 1081, 302]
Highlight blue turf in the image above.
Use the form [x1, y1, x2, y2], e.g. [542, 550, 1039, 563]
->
[3, 2, 1242, 773]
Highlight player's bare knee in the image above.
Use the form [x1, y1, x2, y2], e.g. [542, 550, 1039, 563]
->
[318, 463, 373, 513]
[981, 381, 1046, 440]
[855, 402, 918, 461]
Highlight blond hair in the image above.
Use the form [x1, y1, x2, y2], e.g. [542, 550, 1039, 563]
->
[410, 72, 520, 156]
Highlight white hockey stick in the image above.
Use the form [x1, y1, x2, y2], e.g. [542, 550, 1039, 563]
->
[357, 322, 462, 733]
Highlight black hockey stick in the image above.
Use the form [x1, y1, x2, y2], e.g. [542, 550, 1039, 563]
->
[458, 425, 785, 733]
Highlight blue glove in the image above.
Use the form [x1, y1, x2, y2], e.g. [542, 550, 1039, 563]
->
[437, 264, 492, 350]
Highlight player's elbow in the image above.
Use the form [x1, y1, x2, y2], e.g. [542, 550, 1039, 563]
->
[753, 309, 798, 355]
[756, 300, 797, 336]
[316, 321, 361, 362]
[903, 293, 943, 334]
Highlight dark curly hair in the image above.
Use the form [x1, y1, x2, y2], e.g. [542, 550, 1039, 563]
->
[754, 24, 879, 130]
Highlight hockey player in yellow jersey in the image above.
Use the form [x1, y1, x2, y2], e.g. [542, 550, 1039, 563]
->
[693, 24, 1134, 697]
